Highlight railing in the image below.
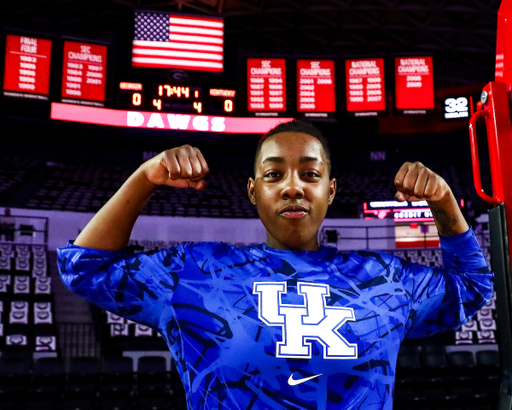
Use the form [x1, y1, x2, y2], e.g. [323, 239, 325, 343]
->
[319, 224, 439, 250]
[0, 214, 49, 244]
[319, 223, 491, 251]
[474, 227, 491, 250]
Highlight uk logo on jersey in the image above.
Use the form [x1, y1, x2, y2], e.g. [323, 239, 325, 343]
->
[253, 282, 358, 360]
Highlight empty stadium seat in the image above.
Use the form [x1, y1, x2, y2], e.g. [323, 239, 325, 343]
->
[28, 357, 66, 396]
[101, 356, 134, 393]
[136, 356, 170, 410]
[0, 356, 31, 394]
[137, 355, 168, 392]
[65, 357, 102, 393]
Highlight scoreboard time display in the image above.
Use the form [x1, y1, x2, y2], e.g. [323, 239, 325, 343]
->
[117, 82, 236, 115]
[153, 84, 202, 112]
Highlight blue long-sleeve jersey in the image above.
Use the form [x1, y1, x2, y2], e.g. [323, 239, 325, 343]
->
[57, 228, 493, 410]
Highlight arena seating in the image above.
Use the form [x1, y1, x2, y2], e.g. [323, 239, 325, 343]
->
[0, 348, 500, 410]
[0, 354, 186, 410]
[0, 243, 56, 357]
[0, 157, 42, 203]
[0, 158, 482, 219]
[394, 344, 499, 410]
[0, 156, 500, 410]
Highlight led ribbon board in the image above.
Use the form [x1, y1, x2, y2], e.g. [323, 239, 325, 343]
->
[51, 103, 293, 133]
[363, 200, 434, 222]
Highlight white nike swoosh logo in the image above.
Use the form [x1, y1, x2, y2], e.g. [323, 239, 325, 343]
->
[287, 373, 323, 386]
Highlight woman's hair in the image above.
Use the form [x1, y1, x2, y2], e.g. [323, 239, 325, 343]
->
[253, 120, 331, 175]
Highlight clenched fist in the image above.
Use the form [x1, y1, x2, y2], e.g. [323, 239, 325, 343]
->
[394, 161, 451, 203]
[142, 145, 209, 190]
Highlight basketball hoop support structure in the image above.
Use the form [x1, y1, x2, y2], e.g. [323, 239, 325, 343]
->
[469, 1, 512, 407]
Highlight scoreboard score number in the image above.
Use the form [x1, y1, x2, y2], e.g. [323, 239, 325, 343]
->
[209, 89, 236, 114]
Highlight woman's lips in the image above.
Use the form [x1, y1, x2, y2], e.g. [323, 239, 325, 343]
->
[280, 211, 308, 219]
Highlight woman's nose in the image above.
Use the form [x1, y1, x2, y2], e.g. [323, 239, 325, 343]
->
[281, 174, 304, 199]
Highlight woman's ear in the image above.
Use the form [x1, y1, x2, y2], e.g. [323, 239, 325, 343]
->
[247, 177, 257, 205]
[328, 178, 336, 205]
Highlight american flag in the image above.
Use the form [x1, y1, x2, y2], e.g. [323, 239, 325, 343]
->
[132, 12, 223, 72]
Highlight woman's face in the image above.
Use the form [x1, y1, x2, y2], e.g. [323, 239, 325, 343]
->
[248, 131, 336, 251]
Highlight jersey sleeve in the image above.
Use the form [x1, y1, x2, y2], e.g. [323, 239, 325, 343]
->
[401, 228, 494, 338]
[56, 242, 189, 329]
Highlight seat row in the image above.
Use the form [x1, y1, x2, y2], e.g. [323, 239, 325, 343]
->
[0, 157, 42, 202]
[0, 355, 185, 410]
[394, 348, 500, 410]
[13, 160, 479, 217]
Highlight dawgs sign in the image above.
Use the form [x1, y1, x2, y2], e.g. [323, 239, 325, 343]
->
[50, 103, 293, 133]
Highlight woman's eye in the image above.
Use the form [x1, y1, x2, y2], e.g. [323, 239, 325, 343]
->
[305, 172, 320, 178]
[265, 172, 279, 178]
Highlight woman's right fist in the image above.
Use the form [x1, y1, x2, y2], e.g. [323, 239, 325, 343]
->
[142, 145, 209, 190]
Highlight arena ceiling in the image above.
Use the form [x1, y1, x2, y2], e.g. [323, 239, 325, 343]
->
[0, 0, 502, 87]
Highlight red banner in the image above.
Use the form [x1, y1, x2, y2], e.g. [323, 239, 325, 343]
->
[345, 58, 385, 114]
[247, 58, 286, 113]
[395, 56, 434, 111]
[296, 60, 335, 114]
[61, 41, 107, 103]
[3, 35, 52, 98]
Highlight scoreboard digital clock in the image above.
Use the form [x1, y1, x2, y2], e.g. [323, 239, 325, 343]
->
[154, 84, 201, 100]
[116, 82, 236, 115]
[153, 84, 202, 112]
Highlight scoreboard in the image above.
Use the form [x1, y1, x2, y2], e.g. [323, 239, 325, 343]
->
[117, 82, 236, 115]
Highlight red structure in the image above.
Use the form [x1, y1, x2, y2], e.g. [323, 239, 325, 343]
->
[469, 0, 512, 406]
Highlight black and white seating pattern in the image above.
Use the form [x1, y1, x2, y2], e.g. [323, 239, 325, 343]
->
[0, 243, 57, 353]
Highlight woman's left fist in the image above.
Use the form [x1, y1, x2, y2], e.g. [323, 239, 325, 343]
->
[394, 161, 451, 202]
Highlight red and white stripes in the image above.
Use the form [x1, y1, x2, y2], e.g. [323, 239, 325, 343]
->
[132, 15, 224, 72]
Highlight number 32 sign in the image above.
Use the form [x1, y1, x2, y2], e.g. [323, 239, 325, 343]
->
[444, 96, 469, 119]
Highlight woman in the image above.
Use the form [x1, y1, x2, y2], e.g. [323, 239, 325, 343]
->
[58, 120, 493, 409]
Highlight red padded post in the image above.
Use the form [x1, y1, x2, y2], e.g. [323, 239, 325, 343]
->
[496, 0, 512, 88]
[469, 108, 498, 204]
[469, 81, 512, 262]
